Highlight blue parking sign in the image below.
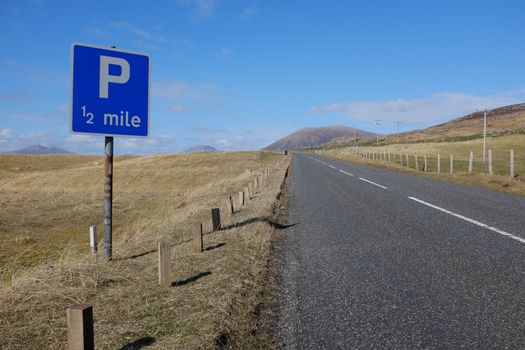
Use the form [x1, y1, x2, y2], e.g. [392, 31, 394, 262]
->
[70, 43, 150, 137]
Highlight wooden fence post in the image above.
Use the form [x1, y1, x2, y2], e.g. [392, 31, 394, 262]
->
[212, 208, 221, 231]
[158, 236, 171, 288]
[244, 187, 249, 201]
[67, 304, 94, 350]
[405, 154, 409, 168]
[227, 196, 234, 215]
[89, 225, 97, 255]
[468, 151, 473, 174]
[510, 149, 515, 178]
[193, 224, 203, 253]
[399, 154, 403, 166]
[437, 154, 441, 174]
[254, 177, 258, 192]
[488, 149, 493, 175]
[238, 191, 244, 207]
[424, 155, 428, 172]
[450, 154, 454, 174]
[415, 155, 419, 171]
[248, 182, 253, 198]
[388, 152, 391, 162]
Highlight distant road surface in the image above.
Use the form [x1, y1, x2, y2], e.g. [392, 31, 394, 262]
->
[276, 152, 525, 349]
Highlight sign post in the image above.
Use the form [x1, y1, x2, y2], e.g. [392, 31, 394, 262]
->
[71, 43, 150, 260]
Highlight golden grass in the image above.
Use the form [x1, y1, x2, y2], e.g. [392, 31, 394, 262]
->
[0, 151, 290, 349]
[316, 134, 525, 196]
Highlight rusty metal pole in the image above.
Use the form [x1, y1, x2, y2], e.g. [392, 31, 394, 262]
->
[104, 136, 113, 260]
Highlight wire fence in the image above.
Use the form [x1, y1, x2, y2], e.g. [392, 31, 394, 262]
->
[313, 147, 524, 180]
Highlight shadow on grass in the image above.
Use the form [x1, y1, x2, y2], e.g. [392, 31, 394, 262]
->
[172, 271, 212, 287]
[114, 249, 158, 261]
[119, 336, 156, 350]
[114, 239, 193, 262]
[205, 242, 226, 251]
[220, 216, 298, 231]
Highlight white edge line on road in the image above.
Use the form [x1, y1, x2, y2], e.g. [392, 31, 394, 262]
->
[339, 169, 354, 176]
[328, 165, 336, 169]
[408, 196, 525, 244]
[358, 177, 388, 189]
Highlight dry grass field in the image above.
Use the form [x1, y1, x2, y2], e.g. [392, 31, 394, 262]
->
[0, 151, 289, 349]
[315, 133, 525, 196]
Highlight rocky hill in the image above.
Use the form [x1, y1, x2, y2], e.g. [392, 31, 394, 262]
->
[263, 125, 375, 151]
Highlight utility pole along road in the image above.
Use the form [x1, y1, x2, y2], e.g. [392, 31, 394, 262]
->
[276, 153, 525, 349]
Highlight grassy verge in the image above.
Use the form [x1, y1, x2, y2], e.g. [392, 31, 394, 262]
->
[0, 152, 290, 349]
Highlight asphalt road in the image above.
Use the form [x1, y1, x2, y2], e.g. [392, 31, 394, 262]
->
[276, 152, 525, 349]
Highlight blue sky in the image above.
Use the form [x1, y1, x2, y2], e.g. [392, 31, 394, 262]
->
[1, 0, 525, 154]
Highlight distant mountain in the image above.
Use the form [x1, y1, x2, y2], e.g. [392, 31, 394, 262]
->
[183, 145, 218, 153]
[262, 125, 375, 151]
[7, 145, 73, 155]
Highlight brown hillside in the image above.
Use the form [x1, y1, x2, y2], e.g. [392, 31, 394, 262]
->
[329, 103, 525, 146]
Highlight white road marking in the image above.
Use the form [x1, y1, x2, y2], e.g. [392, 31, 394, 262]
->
[408, 196, 525, 244]
[339, 170, 354, 176]
[358, 177, 388, 189]
[328, 165, 336, 169]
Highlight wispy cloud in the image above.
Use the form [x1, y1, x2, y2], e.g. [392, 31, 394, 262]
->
[1, 91, 31, 101]
[7, 105, 68, 123]
[176, 0, 219, 18]
[309, 89, 525, 125]
[64, 134, 177, 154]
[4, 60, 68, 86]
[153, 80, 216, 100]
[85, 21, 166, 50]
[109, 21, 166, 44]
[214, 47, 234, 59]
[118, 135, 176, 154]
[240, 1, 257, 19]
[168, 104, 190, 113]
[191, 126, 227, 134]
[189, 126, 292, 151]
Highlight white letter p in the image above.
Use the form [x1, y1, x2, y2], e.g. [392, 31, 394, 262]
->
[99, 55, 130, 99]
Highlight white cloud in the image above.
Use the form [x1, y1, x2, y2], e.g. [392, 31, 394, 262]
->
[214, 47, 234, 59]
[152, 80, 216, 100]
[1, 91, 31, 101]
[168, 104, 189, 113]
[7, 104, 69, 123]
[0, 128, 56, 151]
[309, 89, 525, 125]
[117, 135, 175, 154]
[190, 126, 293, 151]
[4, 60, 68, 86]
[108, 21, 167, 45]
[64, 134, 104, 152]
[0, 128, 13, 143]
[176, 0, 219, 17]
[240, 1, 257, 19]
[85, 21, 166, 50]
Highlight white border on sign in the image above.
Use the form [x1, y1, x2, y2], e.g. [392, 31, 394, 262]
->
[69, 42, 151, 138]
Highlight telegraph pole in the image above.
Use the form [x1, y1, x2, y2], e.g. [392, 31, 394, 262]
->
[394, 121, 403, 144]
[374, 119, 381, 147]
[483, 109, 487, 163]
